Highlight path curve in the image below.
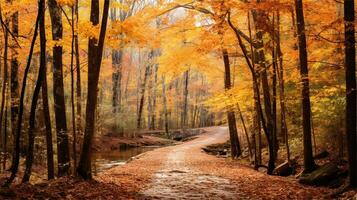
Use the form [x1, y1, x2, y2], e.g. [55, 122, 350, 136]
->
[141, 127, 236, 199]
[99, 126, 330, 199]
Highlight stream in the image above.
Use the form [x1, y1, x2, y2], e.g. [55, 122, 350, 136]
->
[92, 146, 157, 174]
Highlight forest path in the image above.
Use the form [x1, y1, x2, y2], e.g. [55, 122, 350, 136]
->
[99, 126, 329, 199]
[140, 127, 237, 199]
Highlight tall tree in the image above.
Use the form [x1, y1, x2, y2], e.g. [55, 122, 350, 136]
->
[5, 0, 43, 185]
[77, 0, 110, 179]
[42, 59, 54, 180]
[137, 52, 153, 129]
[227, 11, 275, 174]
[48, 0, 70, 176]
[0, 9, 9, 161]
[70, 3, 77, 172]
[9, 3, 19, 171]
[162, 76, 169, 135]
[344, 0, 357, 188]
[75, 0, 82, 144]
[222, 49, 241, 158]
[294, 0, 316, 173]
[181, 70, 189, 129]
[22, 0, 47, 182]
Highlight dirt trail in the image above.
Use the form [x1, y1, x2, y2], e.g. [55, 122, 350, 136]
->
[96, 126, 331, 199]
[1, 127, 336, 199]
[141, 127, 237, 199]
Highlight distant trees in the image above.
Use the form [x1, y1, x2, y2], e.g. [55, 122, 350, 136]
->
[137, 51, 153, 129]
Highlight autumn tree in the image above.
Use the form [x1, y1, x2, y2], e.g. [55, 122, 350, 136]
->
[344, 0, 357, 188]
[5, 0, 43, 185]
[77, 0, 110, 179]
[22, 0, 47, 182]
[294, 0, 316, 173]
[48, 0, 70, 176]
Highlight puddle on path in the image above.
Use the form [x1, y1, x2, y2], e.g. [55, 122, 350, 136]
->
[92, 146, 157, 173]
[142, 169, 237, 199]
[141, 134, 238, 200]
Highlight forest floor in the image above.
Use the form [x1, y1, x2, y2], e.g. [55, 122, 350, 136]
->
[93, 134, 175, 152]
[1, 127, 355, 199]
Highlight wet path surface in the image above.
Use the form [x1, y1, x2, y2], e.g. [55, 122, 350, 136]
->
[141, 127, 238, 199]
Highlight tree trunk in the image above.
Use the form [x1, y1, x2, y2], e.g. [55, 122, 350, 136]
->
[70, 5, 77, 172]
[112, 50, 123, 113]
[137, 52, 152, 129]
[272, 13, 278, 155]
[236, 103, 252, 159]
[162, 76, 169, 136]
[3, 97, 8, 171]
[22, 0, 47, 182]
[76, 0, 110, 179]
[344, 0, 357, 188]
[181, 70, 189, 129]
[222, 49, 241, 158]
[151, 65, 158, 130]
[0, 15, 9, 164]
[294, 0, 316, 173]
[48, 0, 70, 176]
[75, 0, 82, 145]
[227, 11, 274, 173]
[10, 9, 19, 172]
[251, 10, 276, 174]
[276, 9, 290, 162]
[5, 0, 42, 185]
[42, 58, 54, 180]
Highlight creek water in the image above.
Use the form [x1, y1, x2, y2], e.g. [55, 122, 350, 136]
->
[92, 146, 157, 174]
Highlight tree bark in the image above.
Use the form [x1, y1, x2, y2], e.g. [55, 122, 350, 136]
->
[22, 0, 47, 182]
[42, 59, 54, 180]
[162, 76, 169, 136]
[294, 0, 316, 173]
[70, 5, 77, 172]
[181, 70, 189, 129]
[112, 50, 123, 113]
[276, 9, 290, 162]
[137, 52, 153, 129]
[48, 0, 70, 176]
[150, 65, 158, 130]
[75, 0, 82, 146]
[0, 14, 9, 166]
[236, 103, 252, 159]
[9, 9, 19, 172]
[251, 9, 277, 174]
[76, 0, 110, 179]
[222, 49, 241, 158]
[5, 0, 42, 186]
[344, 0, 357, 188]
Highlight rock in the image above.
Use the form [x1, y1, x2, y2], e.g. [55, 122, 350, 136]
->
[314, 150, 329, 159]
[202, 141, 230, 156]
[299, 162, 340, 186]
[273, 161, 294, 176]
[0, 187, 16, 198]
